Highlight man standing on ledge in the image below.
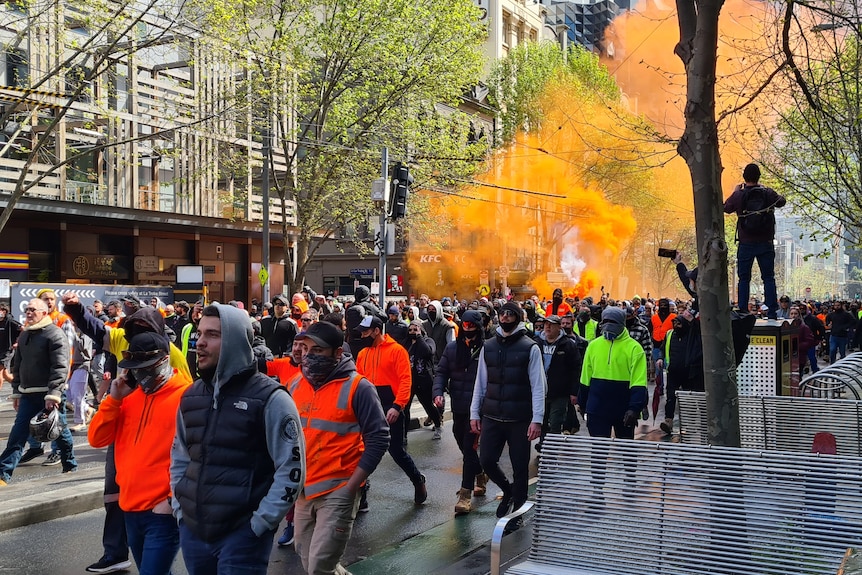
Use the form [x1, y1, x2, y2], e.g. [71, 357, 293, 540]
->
[723, 163, 786, 319]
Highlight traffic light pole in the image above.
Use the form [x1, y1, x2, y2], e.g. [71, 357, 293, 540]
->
[262, 127, 271, 305]
[378, 147, 388, 308]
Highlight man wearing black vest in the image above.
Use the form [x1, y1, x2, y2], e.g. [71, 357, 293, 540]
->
[470, 301, 546, 520]
[171, 304, 305, 575]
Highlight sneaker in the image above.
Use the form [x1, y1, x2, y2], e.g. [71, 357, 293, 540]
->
[422, 417, 433, 427]
[454, 488, 472, 515]
[432, 426, 442, 440]
[413, 474, 427, 505]
[641, 406, 649, 420]
[43, 452, 61, 466]
[358, 484, 369, 513]
[62, 466, 78, 474]
[277, 521, 295, 546]
[660, 418, 674, 435]
[496, 491, 513, 518]
[85, 556, 132, 573]
[19, 447, 44, 464]
[473, 473, 488, 497]
[69, 423, 88, 433]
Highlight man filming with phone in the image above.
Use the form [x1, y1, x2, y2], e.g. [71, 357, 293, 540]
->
[88, 331, 192, 574]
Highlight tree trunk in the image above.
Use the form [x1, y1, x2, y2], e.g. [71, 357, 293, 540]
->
[675, 0, 740, 447]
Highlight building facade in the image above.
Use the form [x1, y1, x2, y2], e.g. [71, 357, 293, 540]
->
[0, 0, 298, 303]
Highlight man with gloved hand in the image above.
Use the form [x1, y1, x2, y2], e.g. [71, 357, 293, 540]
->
[577, 306, 647, 439]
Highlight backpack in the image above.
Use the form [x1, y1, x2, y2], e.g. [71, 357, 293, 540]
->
[738, 185, 773, 234]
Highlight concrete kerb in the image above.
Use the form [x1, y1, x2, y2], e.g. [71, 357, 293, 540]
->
[0, 467, 104, 532]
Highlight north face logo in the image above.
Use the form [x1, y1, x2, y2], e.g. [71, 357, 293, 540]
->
[233, 400, 248, 410]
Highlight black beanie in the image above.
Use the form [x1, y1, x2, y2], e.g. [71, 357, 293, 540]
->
[501, 301, 522, 320]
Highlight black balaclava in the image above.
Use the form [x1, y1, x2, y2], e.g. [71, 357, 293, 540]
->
[657, 298, 671, 321]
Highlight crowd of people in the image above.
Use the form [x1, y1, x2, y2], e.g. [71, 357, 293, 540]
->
[1, 274, 860, 575]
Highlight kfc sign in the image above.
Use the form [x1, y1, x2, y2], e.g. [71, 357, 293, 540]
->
[417, 254, 468, 264]
[388, 274, 404, 293]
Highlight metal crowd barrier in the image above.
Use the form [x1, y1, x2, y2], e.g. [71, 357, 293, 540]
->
[799, 352, 862, 399]
[497, 435, 862, 575]
[677, 391, 862, 455]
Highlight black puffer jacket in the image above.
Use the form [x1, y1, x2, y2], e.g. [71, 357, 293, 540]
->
[432, 336, 483, 415]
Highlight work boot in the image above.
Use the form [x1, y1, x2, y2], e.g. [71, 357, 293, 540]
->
[474, 473, 488, 496]
[413, 474, 427, 505]
[660, 418, 673, 435]
[455, 488, 472, 515]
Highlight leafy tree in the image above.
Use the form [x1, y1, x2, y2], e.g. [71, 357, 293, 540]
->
[674, 0, 740, 446]
[759, 29, 862, 246]
[199, 0, 487, 295]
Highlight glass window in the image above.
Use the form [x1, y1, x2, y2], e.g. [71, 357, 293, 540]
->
[6, 49, 28, 87]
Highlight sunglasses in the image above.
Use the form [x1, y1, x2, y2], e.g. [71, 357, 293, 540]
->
[499, 309, 519, 318]
[121, 349, 163, 361]
[25, 307, 39, 313]
[462, 321, 479, 330]
[274, 302, 287, 306]
[300, 318, 313, 324]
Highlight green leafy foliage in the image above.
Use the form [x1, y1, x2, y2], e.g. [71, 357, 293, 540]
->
[196, 0, 487, 290]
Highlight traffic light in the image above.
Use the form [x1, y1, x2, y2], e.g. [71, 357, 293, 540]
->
[389, 161, 413, 219]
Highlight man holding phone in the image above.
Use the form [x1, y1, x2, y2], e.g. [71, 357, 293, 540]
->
[88, 332, 192, 574]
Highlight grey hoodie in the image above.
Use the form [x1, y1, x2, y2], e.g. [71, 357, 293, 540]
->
[423, 300, 455, 363]
[170, 303, 306, 537]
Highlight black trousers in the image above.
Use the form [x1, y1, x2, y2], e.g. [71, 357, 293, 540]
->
[452, 412, 483, 490]
[479, 417, 530, 508]
[102, 444, 129, 561]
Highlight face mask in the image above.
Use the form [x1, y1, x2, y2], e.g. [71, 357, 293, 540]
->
[562, 326, 573, 335]
[359, 336, 374, 348]
[602, 322, 624, 341]
[577, 311, 590, 322]
[131, 358, 172, 395]
[463, 329, 479, 341]
[301, 353, 338, 387]
[427, 309, 437, 321]
[408, 333, 419, 340]
[553, 296, 563, 304]
[499, 320, 518, 333]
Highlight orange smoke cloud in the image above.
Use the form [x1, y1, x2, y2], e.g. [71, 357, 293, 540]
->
[407, 83, 639, 301]
[603, 0, 774, 194]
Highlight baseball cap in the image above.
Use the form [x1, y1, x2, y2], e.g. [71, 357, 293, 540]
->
[359, 315, 384, 331]
[544, 315, 561, 325]
[295, 321, 344, 349]
[388, 306, 400, 315]
[118, 332, 170, 369]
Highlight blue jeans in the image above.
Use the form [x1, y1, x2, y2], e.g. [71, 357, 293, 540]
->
[830, 335, 848, 364]
[807, 347, 819, 373]
[179, 521, 274, 575]
[737, 241, 777, 318]
[125, 510, 179, 575]
[0, 392, 77, 481]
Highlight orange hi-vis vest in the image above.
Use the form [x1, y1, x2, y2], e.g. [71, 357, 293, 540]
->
[289, 373, 364, 499]
[651, 313, 677, 344]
